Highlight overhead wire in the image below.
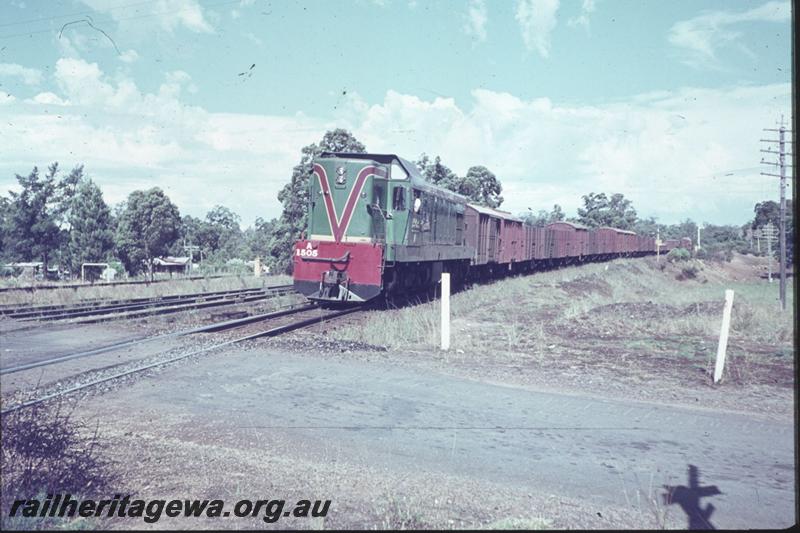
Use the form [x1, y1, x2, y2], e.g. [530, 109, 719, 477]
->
[0, 0, 241, 40]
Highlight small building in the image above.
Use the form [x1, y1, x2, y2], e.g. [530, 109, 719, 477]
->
[152, 256, 191, 276]
[6, 262, 42, 279]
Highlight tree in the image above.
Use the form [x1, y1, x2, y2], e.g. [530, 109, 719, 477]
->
[549, 204, 565, 222]
[415, 156, 504, 208]
[663, 218, 697, 241]
[53, 165, 86, 272]
[445, 166, 503, 208]
[0, 196, 12, 261]
[245, 217, 275, 260]
[415, 154, 458, 186]
[269, 129, 366, 274]
[68, 179, 114, 273]
[752, 200, 781, 230]
[522, 204, 565, 226]
[204, 205, 246, 260]
[576, 192, 638, 229]
[750, 199, 793, 264]
[176, 215, 213, 259]
[633, 216, 665, 239]
[115, 188, 181, 279]
[4, 164, 62, 273]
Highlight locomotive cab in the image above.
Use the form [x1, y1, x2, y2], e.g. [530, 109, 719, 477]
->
[293, 153, 410, 304]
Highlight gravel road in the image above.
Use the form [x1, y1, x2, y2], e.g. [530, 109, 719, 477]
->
[70, 345, 795, 529]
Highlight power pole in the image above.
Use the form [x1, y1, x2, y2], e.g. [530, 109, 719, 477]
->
[656, 228, 661, 262]
[760, 115, 794, 311]
[763, 222, 777, 283]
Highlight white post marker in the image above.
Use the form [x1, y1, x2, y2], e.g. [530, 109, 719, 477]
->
[713, 289, 735, 383]
[441, 272, 450, 351]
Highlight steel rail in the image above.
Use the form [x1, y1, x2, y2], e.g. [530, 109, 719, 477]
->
[0, 303, 317, 375]
[0, 306, 361, 415]
[15, 289, 292, 323]
[0, 284, 295, 318]
[0, 289, 264, 317]
[0, 289, 251, 314]
[0, 274, 241, 293]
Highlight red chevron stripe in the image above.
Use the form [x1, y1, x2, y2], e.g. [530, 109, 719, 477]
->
[313, 163, 387, 243]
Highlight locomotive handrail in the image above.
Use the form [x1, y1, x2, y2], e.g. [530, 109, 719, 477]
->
[301, 251, 351, 263]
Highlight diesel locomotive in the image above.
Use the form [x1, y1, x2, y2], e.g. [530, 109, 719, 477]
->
[292, 152, 690, 304]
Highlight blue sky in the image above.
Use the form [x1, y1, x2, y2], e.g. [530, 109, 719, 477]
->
[0, 0, 793, 227]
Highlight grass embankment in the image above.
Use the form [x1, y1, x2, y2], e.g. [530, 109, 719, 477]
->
[0, 274, 292, 307]
[332, 255, 793, 402]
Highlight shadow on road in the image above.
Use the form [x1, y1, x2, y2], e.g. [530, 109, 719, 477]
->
[663, 464, 722, 530]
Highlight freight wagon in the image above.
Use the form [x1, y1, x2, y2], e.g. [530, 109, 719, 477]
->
[293, 153, 690, 304]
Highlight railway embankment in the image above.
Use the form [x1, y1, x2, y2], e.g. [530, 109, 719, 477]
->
[322, 253, 794, 420]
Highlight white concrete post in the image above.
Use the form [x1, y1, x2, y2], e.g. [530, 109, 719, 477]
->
[441, 272, 450, 351]
[713, 289, 735, 383]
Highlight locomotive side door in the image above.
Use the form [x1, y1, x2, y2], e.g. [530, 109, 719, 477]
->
[370, 177, 388, 243]
[390, 183, 408, 245]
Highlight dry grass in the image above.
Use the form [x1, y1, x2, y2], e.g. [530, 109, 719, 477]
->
[1, 400, 119, 530]
[333, 255, 794, 389]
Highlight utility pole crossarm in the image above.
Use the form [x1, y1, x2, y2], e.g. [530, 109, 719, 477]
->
[758, 114, 791, 310]
[761, 149, 795, 156]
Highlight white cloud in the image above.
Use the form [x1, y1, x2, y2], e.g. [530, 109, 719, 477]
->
[343, 84, 791, 224]
[0, 63, 43, 86]
[463, 0, 488, 43]
[28, 92, 71, 106]
[79, 0, 213, 34]
[567, 0, 596, 32]
[515, 0, 560, 58]
[668, 1, 790, 67]
[0, 56, 791, 226]
[119, 49, 139, 63]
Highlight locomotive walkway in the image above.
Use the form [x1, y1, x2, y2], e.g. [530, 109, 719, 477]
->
[69, 347, 794, 529]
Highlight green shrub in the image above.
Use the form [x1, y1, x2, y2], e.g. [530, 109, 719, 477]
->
[676, 261, 702, 280]
[667, 248, 691, 262]
[697, 243, 735, 262]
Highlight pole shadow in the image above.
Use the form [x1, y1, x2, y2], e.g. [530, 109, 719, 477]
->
[663, 464, 723, 530]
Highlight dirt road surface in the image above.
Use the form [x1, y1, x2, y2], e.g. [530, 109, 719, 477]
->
[65, 344, 794, 530]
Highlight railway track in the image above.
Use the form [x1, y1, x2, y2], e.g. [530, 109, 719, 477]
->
[0, 284, 295, 324]
[0, 303, 364, 415]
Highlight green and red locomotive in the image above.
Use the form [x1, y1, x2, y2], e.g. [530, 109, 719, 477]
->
[292, 152, 688, 304]
[292, 152, 471, 303]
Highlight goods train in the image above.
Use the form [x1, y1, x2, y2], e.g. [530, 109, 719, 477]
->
[292, 152, 691, 304]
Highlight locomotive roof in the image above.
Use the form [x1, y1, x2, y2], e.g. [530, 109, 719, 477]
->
[318, 152, 420, 177]
[318, 152, 469, 202]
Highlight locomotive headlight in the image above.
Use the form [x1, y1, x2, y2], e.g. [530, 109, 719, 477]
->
[335, 166, 347, 185]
